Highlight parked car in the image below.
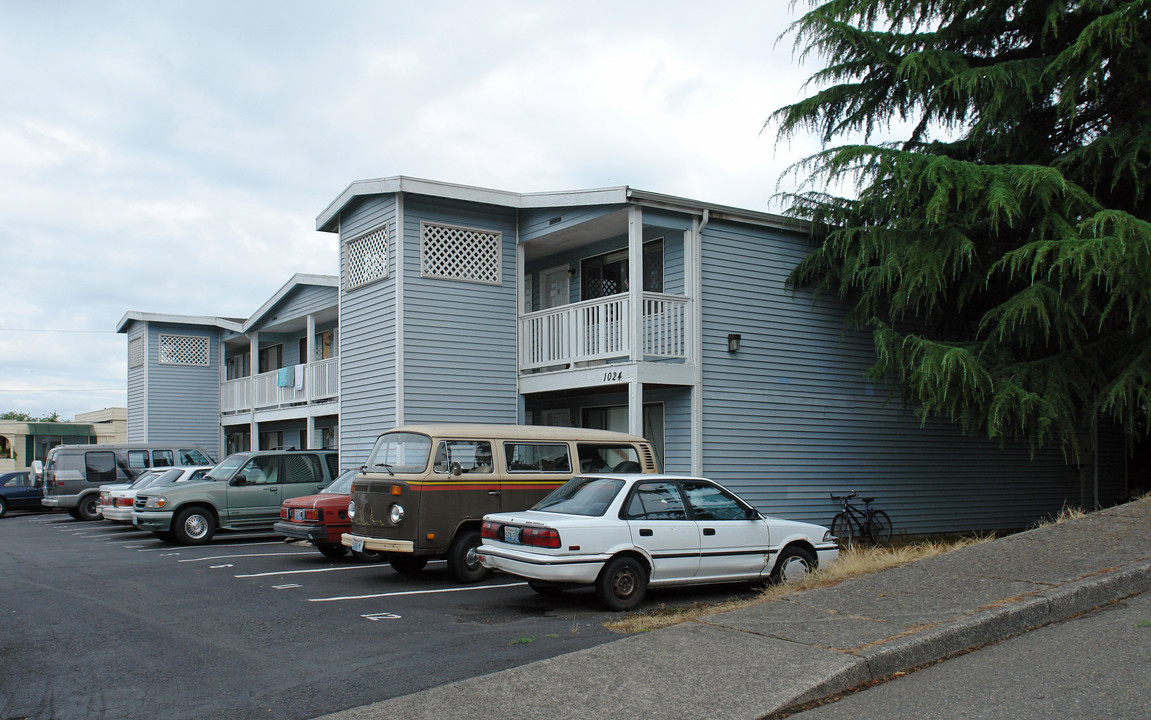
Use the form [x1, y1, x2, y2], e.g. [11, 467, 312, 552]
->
[0, 471, 44, 518]
[39, 443, 215, 521]
[101, 466, 213, 524]
[274, 468, 384, 562]
[341, 424, 660, 583]
[477, 474, 839, 611]
[133, 450, 339, 545]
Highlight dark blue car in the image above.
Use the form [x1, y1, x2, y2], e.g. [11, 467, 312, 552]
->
[0, 471, 44, 518]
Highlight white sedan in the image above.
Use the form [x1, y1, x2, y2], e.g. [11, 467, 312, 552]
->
[477, 474, 838, 610]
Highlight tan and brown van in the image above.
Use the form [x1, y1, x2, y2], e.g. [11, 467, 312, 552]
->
[341, 424, 659, 582]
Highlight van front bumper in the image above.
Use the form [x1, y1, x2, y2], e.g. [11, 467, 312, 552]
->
[341, 533, 414, 553]
[133, 511, 174, 532]
[40, 495, 76, 508]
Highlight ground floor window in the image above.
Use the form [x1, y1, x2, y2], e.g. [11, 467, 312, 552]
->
[226, 429, 251, 455]
[260, 431, 284, 451]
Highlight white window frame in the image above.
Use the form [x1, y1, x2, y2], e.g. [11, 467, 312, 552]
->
[345, 225, 389, 291]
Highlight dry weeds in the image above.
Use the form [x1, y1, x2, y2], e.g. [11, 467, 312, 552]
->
[605, 536, 992, 634]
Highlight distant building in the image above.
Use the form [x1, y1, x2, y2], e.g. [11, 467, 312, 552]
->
[0, 407, 127, 473]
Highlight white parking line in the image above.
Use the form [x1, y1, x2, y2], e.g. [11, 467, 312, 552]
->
[235, 565, 384, 578]
[135, 540, 285, 552]
[179, 552, 315, 563]
[308, 581, 527, 602]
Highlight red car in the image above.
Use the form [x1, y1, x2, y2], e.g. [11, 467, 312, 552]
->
[275, 469, 384, 561]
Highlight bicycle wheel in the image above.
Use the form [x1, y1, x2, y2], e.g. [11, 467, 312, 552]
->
[830, 512, 854, 546]
[866, 510, 892, 544]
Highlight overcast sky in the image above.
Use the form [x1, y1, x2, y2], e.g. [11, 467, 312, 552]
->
[1, 0, 824, 421]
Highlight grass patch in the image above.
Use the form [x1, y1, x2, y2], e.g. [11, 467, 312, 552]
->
[1033, 504, 1089, 529]
[508, 635, 535, 645]
[605, 536, 991, 634]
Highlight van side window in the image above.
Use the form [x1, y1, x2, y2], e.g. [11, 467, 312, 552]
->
[284, 455, 321, 483]
[128, 450, 151, 469]
[433, 441, 494, 475]
[578, 444, 642, 473]
[180, 449, 211, 465]
[153, 450, 175, 468]
[504, 443, 572, 473]
[85, 452, 117, 484]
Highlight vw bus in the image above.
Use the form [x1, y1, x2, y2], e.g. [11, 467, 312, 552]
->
[341, 424, 659, 582]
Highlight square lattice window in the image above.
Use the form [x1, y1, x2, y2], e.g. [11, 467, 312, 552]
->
[128, 337, 144, 369]
[158, 334, 210, 366]
[345, 226, 389, 290]
[421, 221, 502, 286]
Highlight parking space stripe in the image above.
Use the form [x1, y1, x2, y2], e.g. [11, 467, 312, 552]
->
[135, 540, 283, 552]
[234, 565, 384, 578]
[307, 581, 527, 602]
[179, 552, 315, 563]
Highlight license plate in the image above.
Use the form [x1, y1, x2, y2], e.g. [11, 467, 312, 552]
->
[292, 508, 305, 522]
[350, 536, 365, 552]
[504, 526, 521, 544]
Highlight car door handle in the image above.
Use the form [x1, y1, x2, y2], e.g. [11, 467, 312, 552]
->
[703, 528, 716, 536]
[639, 528, 653, 537]
[267, 487, 279, 492]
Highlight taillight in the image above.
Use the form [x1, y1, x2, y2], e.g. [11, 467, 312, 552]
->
[280, 507, 288, 519]
[522, 527, 561, 549]
[117, 498, 133, 507]
[481, 520, 498, 539]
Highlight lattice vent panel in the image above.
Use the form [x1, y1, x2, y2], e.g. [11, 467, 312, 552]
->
[158, 334, 210, 366]
[421, 222, 501, 285]
[346, 226, 389, 290]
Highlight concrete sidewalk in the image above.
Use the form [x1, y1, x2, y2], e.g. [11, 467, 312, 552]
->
[317, 498, 1151, 720]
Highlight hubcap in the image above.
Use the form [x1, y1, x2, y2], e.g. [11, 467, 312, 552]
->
[185, 514, 208, 539]
[780, 556, 811, 583]
[465, 545, 480, 570]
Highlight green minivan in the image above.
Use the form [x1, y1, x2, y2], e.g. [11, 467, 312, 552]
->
[133, 449, 339, 544]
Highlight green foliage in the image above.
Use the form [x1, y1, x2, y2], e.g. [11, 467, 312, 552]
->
[1, 411, 64, 422]
[772, 0, 1151, 453]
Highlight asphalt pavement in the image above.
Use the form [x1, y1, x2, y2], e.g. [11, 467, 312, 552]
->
[316, 497, 1151, 720]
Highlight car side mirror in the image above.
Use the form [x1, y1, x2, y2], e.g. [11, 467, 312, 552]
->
[450, 461, 462, 477]
[31, 460, 43, 480]
[231, 474, 248, 486]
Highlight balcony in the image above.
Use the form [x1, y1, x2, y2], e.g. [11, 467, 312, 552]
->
[221, 357, 339, 414]
[519, 293, 690, 372]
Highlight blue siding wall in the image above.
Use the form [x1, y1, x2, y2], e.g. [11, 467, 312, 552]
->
[699, 219, 1123, 533]
[144, 323, 221, 457]
[264, 284, 336, 323]
[402, 196, 519, 424]
[339, 195, 399, 466]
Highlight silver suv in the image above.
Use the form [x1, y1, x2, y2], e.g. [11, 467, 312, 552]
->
[133, 450, 339, 544]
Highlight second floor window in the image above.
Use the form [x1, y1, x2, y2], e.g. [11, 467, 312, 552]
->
[581, 239, 663, 300]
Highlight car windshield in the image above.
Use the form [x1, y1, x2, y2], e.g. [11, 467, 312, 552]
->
[322, 468, 358, 495]
[140, 469, 184, 487]
[532, 476, 624, 517]
[365, 433, 432, 474]
[129, 472, 160, 489]
[205, 454, 249, 481]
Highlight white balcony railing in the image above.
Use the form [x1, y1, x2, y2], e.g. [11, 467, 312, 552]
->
[220, 357, 339, 414]
[519, 293, 690, 371]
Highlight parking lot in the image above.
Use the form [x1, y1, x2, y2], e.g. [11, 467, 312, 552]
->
[1, 510, 759, 720]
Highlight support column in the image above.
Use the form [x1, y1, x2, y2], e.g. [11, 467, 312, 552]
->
[306, 415, 316, 451]
[628, 205, 643, 363]
[629, 380, 643, 438]
[249, 332, 259, 451]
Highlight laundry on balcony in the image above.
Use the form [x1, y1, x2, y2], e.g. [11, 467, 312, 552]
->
[294, 364, 305, 390]
[276, 366, 295, 387]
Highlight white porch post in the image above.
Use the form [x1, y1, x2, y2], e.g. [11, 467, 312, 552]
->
[249, 332, 259, 451]
[629, 380, 644, 438]
[628, 206, 643, 363]
[305, 313, 316, 404]
[306, 416, 316, 450]
[688, 216, 704, 476]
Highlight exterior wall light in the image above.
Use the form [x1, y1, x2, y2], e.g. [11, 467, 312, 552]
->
[727, 333, 741, 353]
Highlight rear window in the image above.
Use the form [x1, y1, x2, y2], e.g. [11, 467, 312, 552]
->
[180, 449, 211, 465]
[128, 450, 151, 469]
[533, 476, 624, 517]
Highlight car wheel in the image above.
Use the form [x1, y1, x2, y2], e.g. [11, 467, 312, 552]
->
[317, 544, 348, 559]
[388, 554, 429, 574]
[830, 513, 853, 546]
[596, 555, 647, 611]
[447, 529, 488, 583]
[351, 548, 386, 563]
[67, 508, 83, 520]
[771, 545, 817, 584]
[76, 495, 100, 521]
[172, 506, 215, 545]
[528, 581, 565, 597]
[154, 531, 176, 543]
[0, 497, 7, 518]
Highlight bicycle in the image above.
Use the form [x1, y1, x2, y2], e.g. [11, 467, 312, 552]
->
[829, 492, 892, 545]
